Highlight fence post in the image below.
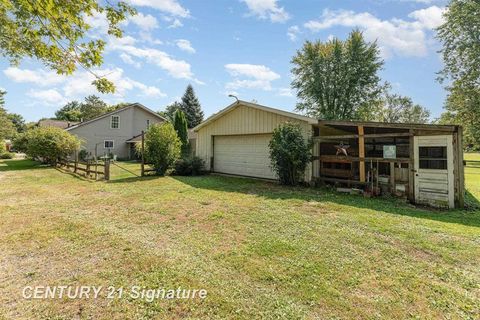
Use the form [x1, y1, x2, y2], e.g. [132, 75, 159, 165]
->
[141, 130, 145, 177]
[74, 150, 78, 173]
[86, 161, 90, 178]
[104, 159, 110, 181]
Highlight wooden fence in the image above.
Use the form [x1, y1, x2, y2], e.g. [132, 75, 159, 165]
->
[57, 158, 110, 180]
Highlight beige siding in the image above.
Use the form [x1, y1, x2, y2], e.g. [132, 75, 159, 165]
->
[68, 106, 163, 159]
[196, 104, 313, 181]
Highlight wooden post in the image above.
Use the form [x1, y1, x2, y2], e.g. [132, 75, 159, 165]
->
[86, 161, 90, 178]
[358, 126, 365, 183]
[95, 161, 98, 180]
[74, 150, 78, 173]
[408, 129, 415, 204]
[141, 130, 145, 177]
[104, 159, 110, 181]
[390, 162, 395, 194]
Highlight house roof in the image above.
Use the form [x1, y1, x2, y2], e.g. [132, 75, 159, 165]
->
[66, 103, 166, 131]
[193, 100, 318, 131]
[39, 119, 79, 129]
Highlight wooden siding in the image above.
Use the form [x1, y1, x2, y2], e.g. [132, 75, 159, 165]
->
[196, 104, 313, 181]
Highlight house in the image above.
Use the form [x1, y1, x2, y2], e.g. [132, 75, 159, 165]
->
[66, 103, 166, 160]
[39, 119, 79, 129]
[194, 100, 465, 209]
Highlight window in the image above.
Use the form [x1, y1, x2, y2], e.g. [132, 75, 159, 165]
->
[104, 140, 114, 149]
[419, 146, 447, 169]
[111, 115, 119, 129]
[146, 119, 150, 128]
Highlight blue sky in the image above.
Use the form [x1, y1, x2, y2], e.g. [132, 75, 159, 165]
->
[0, 0, 449, 122]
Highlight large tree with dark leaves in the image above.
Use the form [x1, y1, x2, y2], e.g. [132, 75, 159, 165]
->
[291, 30, 384, 120]
[437, 0, 480, 150]
[179, 85, 204, 128]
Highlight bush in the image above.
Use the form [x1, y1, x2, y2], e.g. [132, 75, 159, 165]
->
[136, 122, 181, 176]
[0, 152, 14, 159]
[174, 156, 205, 176]
[269, 122, 312, 185]
[13, 127, 81, 164]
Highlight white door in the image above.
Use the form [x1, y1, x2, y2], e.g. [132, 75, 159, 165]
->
[414, 135, 454, 208]
[213, 134, 277, 179]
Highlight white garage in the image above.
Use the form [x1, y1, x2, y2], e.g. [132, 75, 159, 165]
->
[213, 134, 276, 179]
[194, 100, 317, 181]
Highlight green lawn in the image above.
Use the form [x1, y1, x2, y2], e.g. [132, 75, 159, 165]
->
[0, 158, 479, 319]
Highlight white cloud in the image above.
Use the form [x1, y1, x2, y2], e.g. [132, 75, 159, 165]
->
[225, 64, 280, 91]
[119, 53, 142, 68]
[241, 0, 290, 23]
[129, 12, 159, 31]
[5, 67, 166, 102]
[175, 39, 195, 53]
[303, 6, 445, 58]
[408, 6, 446, 29]
[110, 43, 195, 80]
[168, 18, 183, 28]
[84, 11, 110, 35]
[3, 67, 65, 86]
[27, 89, 67, 106]
[287, 25, 300, 41]
[126, 0, 189, 18]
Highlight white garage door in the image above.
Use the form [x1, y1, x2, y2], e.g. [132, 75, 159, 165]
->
[213, 134, 277, 179]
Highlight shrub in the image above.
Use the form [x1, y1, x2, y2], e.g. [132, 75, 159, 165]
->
[13, 127, 81, 164]
[136, 122, 181, 176]
[269, 122, 312, 185]
[174, 156, 205, 176]
[78, 149, 89, 161]
[0, 152, 14, 159]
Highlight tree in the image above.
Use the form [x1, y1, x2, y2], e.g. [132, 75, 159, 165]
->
[179, 85, 204, 128]
[437, 0, 480, 149]
[160, 102, 182, 122]
[269, 122, 312, 185]
[136, 123, 181, 176]
[7, 113, 26, 133]
[0, 90, 16, 140]
[55, 96, 115, 122]
[55, 101, 82, 122]
[14, 127, 81, 164]
[173, 109, 189, 157]
[291, 30, 384, 120]
[377, 94, 430, 124]
[0, 0, 135, 93]
[79, 95, 109, 120]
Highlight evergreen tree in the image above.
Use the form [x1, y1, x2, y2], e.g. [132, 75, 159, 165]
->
[179, 85, 204, 128]
[173, 109, 190, 157]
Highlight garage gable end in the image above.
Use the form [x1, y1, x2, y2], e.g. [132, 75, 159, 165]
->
[195, 101, 315, 179]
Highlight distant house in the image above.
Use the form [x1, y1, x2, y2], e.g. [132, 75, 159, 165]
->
[39, 119, 79, 129]
[66, 103, 166, 160]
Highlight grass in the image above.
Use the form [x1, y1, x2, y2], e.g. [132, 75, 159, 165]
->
[0, 158, 479, 319]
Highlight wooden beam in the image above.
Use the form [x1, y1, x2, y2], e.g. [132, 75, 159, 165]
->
[318, 120, 457, 132]
[313, 132, 412, 141]
[314, 177, 366, 185]
[408, 129, 415, 204]
[358, 126, 365, 183]
[319, 155, 410, 163]
[390, 162, 395, 193]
